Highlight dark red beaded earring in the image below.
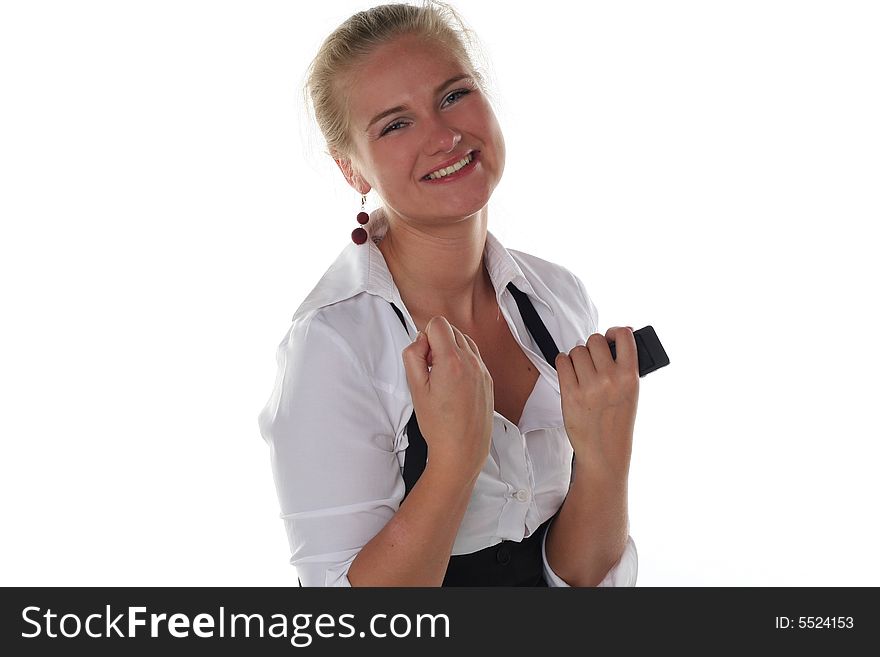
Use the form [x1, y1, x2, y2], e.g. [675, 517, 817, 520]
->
[351, 194, 369, 244]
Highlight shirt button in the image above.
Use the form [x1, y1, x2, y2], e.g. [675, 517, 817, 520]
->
[514, 489, 529, 502]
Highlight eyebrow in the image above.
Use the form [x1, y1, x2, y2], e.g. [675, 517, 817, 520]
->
[365, 74, 473, 132]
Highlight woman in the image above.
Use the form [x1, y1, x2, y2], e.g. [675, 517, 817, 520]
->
[258, 0, 639, 587]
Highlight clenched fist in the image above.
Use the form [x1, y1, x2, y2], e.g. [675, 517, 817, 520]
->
[401, 316, 495, 483]
[554, 326, 639, 482]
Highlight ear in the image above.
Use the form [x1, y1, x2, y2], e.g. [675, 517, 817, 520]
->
[333, 156, 372, 196]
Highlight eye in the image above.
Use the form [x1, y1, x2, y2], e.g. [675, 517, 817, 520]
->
[443, 89, 471, 107]
[380, 120, 409, 136]
[379, 89, 472, 137]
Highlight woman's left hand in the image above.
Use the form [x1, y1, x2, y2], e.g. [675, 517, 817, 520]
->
[555, 326, 640, 481]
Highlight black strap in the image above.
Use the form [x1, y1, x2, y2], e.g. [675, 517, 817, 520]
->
[402, 413, 428, 498]
[390, 299, 431, 496]
[389, 303, 410, 337]
[505, 282, 560, 370]
[396, 281, 559, 499]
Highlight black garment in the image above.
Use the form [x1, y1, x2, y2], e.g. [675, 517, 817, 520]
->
[391, 282, 564, 587]
[297, 282, 564, 586]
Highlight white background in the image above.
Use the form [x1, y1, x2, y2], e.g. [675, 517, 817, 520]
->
[1, 0, 877, 586]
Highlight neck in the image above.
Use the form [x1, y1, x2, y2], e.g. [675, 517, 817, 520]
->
[377, 207, 496, 331]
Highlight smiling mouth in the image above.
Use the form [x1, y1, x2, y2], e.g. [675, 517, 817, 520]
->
[421, 150, 478, 181]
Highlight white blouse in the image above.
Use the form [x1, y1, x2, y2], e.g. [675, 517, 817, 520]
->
[258, 216, 638, 587]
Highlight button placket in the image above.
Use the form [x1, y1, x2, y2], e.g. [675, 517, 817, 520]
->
[497, 421, 530, 516]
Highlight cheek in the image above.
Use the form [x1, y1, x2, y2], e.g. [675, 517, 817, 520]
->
[366, 155, 414, 198]
[482, 122, 506, 172]
[374, 143, 410, 171]
[495, 131, 507, 166]
[358, 147, 405, 189]
[474, 104, 505, 157]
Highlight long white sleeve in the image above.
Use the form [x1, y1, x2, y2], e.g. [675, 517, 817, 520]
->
[258, 313, 404, 586]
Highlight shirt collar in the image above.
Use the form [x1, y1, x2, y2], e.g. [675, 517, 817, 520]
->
[293, 209, 554, 323]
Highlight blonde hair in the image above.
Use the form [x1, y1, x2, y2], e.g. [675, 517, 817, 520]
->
[302, 1, 497, 238]
[303, 0, 488, 157]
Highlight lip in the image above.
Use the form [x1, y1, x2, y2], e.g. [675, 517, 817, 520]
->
[421, 150, 478, 180]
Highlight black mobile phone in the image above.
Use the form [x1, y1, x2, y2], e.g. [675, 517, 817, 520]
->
[608, 325, 670, 377]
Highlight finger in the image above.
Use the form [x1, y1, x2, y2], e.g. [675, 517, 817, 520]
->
[555, 351, 577, 391]
[586, 331, 615, 372]
[424, 316, 458, 356]
[606, 326, 637, 373]
[449, 324, 469, 351]
[567, 343, 595, 382]
[461, 332, 481, 358]
[401, 331, 429, 390]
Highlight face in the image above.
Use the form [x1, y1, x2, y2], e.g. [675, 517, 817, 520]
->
[338, 33, 506, 229]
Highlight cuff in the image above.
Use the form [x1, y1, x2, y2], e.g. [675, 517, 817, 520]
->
[294, 551, 358, 587]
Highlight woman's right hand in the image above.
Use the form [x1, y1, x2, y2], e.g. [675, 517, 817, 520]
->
[402, 315, 494, 483]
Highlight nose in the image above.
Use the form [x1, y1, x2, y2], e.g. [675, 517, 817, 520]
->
[425, 122, 462, 155]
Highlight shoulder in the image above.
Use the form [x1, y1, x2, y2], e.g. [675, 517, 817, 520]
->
[294, 291, 405, 343]
[281, 292, 412, 394]
[507, 247, 599, 332]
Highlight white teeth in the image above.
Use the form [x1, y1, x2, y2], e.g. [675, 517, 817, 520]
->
[426, 152, 473, 180]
